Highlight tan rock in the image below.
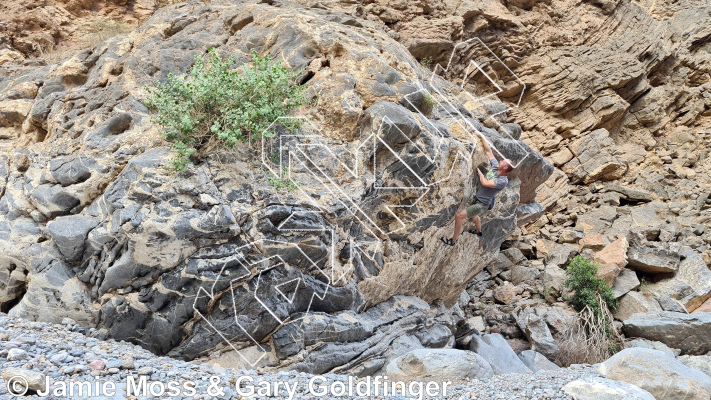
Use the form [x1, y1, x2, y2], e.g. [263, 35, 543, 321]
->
[1, 367, 46, 393]
[580, 234, 608, 251]
[614, 291, 661, 322]
[548, 147, 574, 167]
[593, 237, 629, 285]
[696, 298, 711, 314]
[494, 281, 520, 305]
[0, 49, 26, 66]
[397, 16, 463, 59]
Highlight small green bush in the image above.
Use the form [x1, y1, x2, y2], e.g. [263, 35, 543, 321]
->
[419, 56, 434, 68]
[268, 167, 300, 191]
[145, 48, 308, 171]
[564, 255, 618, 318]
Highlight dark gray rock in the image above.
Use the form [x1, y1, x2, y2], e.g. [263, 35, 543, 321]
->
[657, 295, 689, 313]
[47, 214, 99, 262]
[524, 314, 559, 360]
[29, 184, 81, 218]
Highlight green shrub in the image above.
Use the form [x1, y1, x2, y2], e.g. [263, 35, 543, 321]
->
[145, 48, 308, 171]
[268, 167, 300, 191]
[419, 56, 434, 68]
[558, 256, 623, 365]
[564, 255, 618, 318]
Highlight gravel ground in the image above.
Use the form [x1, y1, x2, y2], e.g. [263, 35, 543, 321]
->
[0, 314, 600, 400]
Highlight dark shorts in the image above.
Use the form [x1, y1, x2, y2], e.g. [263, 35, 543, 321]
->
[466, 199, 488, 218]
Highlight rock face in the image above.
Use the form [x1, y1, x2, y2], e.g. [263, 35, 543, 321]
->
[562, 377, 655, 400]
[0, 0, 157, 64]
[0, 0, 552, 373]
[623, 312, 711, 356]
[381, 349, 493, 379]
[599, 348, 711, 400]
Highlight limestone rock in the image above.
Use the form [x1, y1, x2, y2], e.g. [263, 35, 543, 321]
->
[0, 0, 556, 372]
[46, 215, 98, 262]
[678, 356, 711, 379]
[580, 234, 609, 252]
[627, 245, 681, 274]
[1, 367, 46, 393]
[594, 237, 629, 285]
[562, 377, 655, 400]
[599, 348, 711, 400]
[657, 295, 689, 313]
[524, 314, 559, 360]
[493, 281, 520, 305]
[624, 312, 711, 356]
[614, 291, 661, 322]
[381, 349, 493, 379]
[643, 249, 711, 312]
[612, 269, 640, 299]
[625, 338, 680, 358]
[563, 129, 628, 184]
[517, 350, 560, 372]
[469, 333, 531, 375]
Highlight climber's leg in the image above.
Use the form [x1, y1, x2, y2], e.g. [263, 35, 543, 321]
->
[469, 215, 483, 236]
[451, 209, 468, 243]
[465, 201, 486, 237]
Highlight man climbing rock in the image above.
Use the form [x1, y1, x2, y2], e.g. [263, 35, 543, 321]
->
[441, 134, 514, 246]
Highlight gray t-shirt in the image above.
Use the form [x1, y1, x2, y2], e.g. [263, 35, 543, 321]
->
[475, 158, 508, 207]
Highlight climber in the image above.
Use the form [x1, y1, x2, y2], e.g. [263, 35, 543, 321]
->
[441, 134, 514, 247]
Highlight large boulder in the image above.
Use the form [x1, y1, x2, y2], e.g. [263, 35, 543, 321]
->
[469, 333, 531, 375]
[599, 348, 711, 400]
[517, 350, 560, 372]
[643, 249, 711, 312]
[678, 356, 711, 379]
[612, 269, 640, 298]
[0, 0, 555, 373]
[523, 314, 559, 360]
[594, 237, 629, 285]
[623, 312, 711, 355]
[626, 245, 681, 274]
[562, 377, 655, 400]
[613, 291, 661, 322]
[381, 349, 493, 379]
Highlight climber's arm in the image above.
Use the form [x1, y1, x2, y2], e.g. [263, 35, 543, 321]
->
[478, 133, 495, 160]
[477, 168, 496, 188]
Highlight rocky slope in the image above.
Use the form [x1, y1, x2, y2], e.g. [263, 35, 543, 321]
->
[0, 0, 553, 375]
[320, 0, 711, 364]
[1, 0, 710, 387]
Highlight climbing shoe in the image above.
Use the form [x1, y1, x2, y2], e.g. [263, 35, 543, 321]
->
[440, 237, 455, 246]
